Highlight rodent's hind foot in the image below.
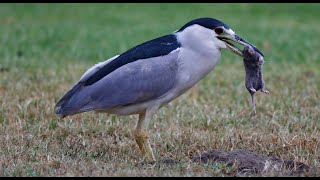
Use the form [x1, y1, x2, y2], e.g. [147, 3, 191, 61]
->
[249, 88, 257, 93]
[261, 89, 270, 94]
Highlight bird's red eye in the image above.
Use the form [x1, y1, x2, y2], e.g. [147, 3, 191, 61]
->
[214, 27, 224, 35]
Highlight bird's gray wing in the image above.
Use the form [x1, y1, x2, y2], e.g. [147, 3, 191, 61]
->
[83, 50, 179, 110]
[56, 49, 179, 116]
[55, 34, 181, 117]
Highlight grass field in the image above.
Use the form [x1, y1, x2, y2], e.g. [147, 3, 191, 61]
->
[0, 3, 320, 176]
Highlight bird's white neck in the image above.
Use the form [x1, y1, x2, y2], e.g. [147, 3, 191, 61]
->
[173, 25, 223, 92]
[175, 24, 224, 59]
[175, 24, 222, 75]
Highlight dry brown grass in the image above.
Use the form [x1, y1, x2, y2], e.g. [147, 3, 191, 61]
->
[1, 61, 319, 176]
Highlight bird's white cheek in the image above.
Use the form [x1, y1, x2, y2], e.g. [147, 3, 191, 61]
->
[217, 40, 227, 49]
[212, 38, 227, 49]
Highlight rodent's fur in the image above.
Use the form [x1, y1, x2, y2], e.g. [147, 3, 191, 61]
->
[243, 45, 269, 113]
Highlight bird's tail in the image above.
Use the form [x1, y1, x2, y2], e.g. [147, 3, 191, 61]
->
[55, 83, 91, 118]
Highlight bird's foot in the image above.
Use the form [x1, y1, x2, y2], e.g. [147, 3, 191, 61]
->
[133, 130, 156, 162]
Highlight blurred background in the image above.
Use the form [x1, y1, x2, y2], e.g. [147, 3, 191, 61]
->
[1, 3, 319, 68]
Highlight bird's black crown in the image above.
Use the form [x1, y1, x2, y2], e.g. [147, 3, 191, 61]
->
[178, 17, 230, 32]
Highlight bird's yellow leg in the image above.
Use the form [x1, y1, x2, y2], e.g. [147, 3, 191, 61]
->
[133, 108, 157, 162]
[133, 129, 155, 162]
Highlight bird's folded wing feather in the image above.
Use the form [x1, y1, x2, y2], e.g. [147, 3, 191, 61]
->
[83, 51, 180, 110]
[55, 34, 181, 115]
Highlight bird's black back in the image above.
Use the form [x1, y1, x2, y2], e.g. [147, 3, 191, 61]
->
[84, 34, 181, 86]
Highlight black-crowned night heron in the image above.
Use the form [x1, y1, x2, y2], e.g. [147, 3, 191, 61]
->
[55, 17, 263, 162]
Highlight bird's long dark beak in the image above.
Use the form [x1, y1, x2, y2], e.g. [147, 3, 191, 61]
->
[218, 34, 264, 57]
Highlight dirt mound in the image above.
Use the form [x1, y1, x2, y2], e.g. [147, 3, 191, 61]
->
[140, 149, 318, 176]
[192, 149, 312, 176]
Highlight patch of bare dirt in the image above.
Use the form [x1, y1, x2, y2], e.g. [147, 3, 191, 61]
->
[192, 149, 316, 176]
[140, 149, 319, 176]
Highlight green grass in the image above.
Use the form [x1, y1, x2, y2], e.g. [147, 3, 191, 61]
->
[0, 3, 319, 176]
